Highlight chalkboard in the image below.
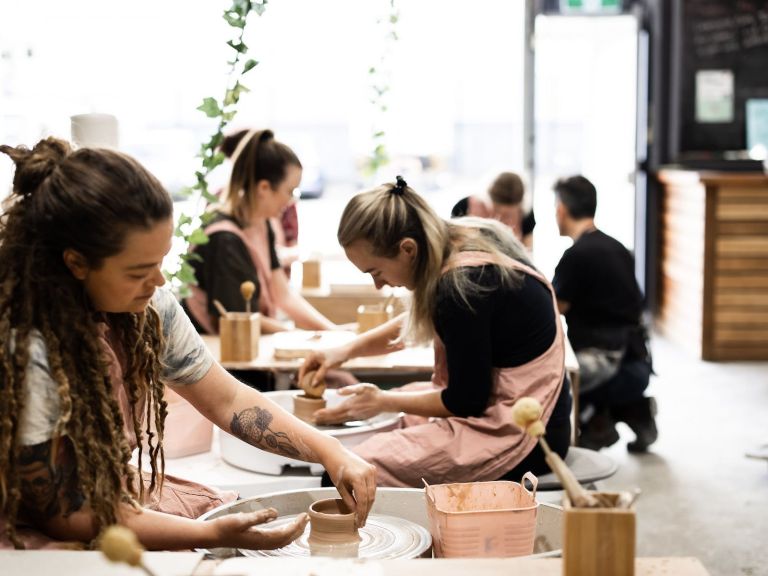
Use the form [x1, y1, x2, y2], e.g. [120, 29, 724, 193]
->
[680, 0, 768, 154]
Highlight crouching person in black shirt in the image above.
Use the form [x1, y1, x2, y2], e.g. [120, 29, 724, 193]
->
[552, 175, 657, 453]
[298, 176, 571, 488]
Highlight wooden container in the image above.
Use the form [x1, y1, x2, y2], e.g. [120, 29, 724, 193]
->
[563, 493, 635, 576]
[357, 304, 392, 334]
[302, 260, 322, 288]
[219, 312, 260, 362]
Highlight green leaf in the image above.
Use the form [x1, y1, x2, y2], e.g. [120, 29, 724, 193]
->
[251, 1, 268, 16]
[177, 185, 194, 198]
[202, 151, 226, 171]
[221, 110, 238, 122]
[188, 228, 210, 246]
[232, 0, 251, 15]
[176, 261, 198, 284]
[200, 211, 217, 225]
[197, 97, 222, 118]
[202, 189, 220, 204]
[223, 12, 245, 28]
[226, 40, 248, 54]
[186, 251, 204, 263]
[223, 82, 250, 106]
[243, 59, 259, 73]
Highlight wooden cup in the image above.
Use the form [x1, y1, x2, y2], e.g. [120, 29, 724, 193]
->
[219, 312, 260, 362]
[302, 260, 322, 289]
[357, 304, 392, 334]
[563, 493, 636, 576]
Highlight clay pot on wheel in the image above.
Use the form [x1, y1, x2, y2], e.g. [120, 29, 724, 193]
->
[307, 498, 361, 557]
[293, 394, 326, 423]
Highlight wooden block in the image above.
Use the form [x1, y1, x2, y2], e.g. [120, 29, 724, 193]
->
[302, 260, 322, 288]
[563, 493, 636, 576]
[219, 313, 260, 362]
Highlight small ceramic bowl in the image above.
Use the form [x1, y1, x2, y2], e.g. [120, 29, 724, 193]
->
[307, 498, 361, 557]
[293, 394, 326, 423]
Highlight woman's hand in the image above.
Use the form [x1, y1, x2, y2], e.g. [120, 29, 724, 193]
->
[321, 446, 377, 528]
[313, 383, 384, 425]
[208, 508, 308, 550]
[298, 345, 350, 388]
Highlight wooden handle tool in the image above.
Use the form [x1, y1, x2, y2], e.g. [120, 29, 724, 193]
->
[512, 397, 601, 508]
[100, 525, 158, 576]
[212, 299, 229, 318]
[240, 281, 256, 314]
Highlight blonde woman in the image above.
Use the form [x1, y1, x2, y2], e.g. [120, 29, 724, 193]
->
[299, 177, 571, 487]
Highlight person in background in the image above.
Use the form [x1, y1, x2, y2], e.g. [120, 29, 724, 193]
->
[299, 176, 571, 487]
[183, 129, 339, 335]
[220, 129, 301, 276]
[0, 137, 375, 550]
[552, 175, 657, 453]
[451, 171, 536, 248]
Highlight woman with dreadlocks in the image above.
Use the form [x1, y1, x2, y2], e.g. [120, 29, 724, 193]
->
[0, 137, 375, 550]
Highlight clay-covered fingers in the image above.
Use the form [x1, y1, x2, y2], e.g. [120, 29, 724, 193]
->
[251, 512, 309, 550]
[312, 403, 350, 426]
[316, 383, 382, 424]
[215, 510, 309, 550]
[298, 352, 327, 386]
[330, 451, 377, 528]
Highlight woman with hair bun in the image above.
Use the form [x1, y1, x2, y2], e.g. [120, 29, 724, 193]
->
[0, 137, 375, 550]
[451, 171, 536, 248]
[184, 129, 338, 335]
[300, 176, 571, 487]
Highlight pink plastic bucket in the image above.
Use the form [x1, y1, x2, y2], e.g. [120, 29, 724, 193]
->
[424, 472, 538, 558]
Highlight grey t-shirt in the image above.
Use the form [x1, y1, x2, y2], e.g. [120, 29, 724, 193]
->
[17, 288, 214, 446]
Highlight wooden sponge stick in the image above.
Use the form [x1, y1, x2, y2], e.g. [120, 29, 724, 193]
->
[512, 397, 600, 508]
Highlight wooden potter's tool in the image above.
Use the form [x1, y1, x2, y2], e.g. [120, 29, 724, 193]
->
[100, 525, 158, 576]
[240, 280, 256, 314]
[212, 299, 229, 317]
[511, 397, 602, 508]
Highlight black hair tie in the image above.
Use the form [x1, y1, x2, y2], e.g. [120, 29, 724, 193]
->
[392, 175, 407, 196]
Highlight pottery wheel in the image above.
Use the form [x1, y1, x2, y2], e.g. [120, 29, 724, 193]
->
[240, 513, 432, 559]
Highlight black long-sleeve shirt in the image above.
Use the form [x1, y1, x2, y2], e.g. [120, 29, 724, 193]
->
[189, 213, 280, 327]
[434, 265, 557, 417]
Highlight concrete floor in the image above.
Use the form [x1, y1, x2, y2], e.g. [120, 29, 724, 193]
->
[595, 333, 768, 576]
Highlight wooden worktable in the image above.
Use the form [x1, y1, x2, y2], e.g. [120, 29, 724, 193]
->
[202, 333, 435, 376]
[0, 552, 712, 575]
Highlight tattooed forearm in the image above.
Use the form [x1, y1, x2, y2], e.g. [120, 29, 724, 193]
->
[230, 406, 302, 459]
[18, 439, 85, 525]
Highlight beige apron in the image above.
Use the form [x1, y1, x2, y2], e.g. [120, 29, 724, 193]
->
[186, 218, 277, 333]
[352, 250, 565, 487]
[1, 325, 236, 549]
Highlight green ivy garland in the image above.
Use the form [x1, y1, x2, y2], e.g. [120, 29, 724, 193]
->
[167, 0, 267, 297]
[364, 0, 399, 178]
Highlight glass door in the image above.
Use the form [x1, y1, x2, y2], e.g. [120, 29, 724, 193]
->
[529, 12, 647, 283]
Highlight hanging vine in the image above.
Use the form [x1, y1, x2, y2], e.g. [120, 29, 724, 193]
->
[363, 0, 399, 178]
[167, 0, 267, 296]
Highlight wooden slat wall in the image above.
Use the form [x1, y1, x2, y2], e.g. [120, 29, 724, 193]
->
[656, 176, 705, 357]
[710, 181, 768, 359]
[658, 170, 768, 360]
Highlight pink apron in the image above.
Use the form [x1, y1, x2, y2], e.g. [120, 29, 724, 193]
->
[186, 218, 277, 333]
[1, 325, 236, 549]
[352, 250, 565, 487]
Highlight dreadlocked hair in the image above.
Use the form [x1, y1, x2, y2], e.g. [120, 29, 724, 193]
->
[0, 137, 173, 547]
